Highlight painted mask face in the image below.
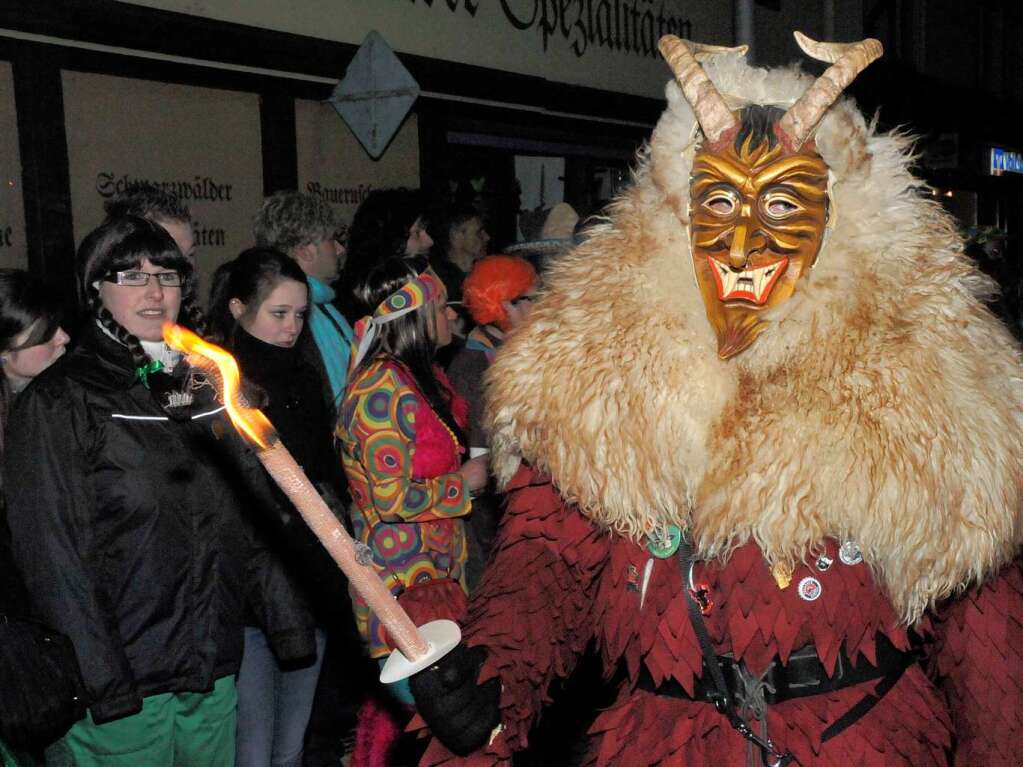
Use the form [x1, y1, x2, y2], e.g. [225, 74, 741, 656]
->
[689, 129, 829, 359]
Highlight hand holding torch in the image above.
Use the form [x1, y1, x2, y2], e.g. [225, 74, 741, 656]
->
[164, 323, 460, 682]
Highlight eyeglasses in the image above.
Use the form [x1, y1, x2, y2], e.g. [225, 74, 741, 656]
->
[106, 270, 183, 287]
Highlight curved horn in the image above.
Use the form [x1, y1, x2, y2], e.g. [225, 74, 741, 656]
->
[688, 41, 749, 63]
[793, 30, 862, 63]
[658, 35, 738, 144]
[777, 32, 883, 150]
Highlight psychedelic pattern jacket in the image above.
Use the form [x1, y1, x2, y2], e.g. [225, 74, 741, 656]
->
[337, 357, 470, 658]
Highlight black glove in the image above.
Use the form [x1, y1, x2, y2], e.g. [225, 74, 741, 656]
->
[0, 617, 87, 748]
[410, 644, 501, 756]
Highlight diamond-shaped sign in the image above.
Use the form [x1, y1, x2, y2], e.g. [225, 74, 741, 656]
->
[329, 31, 420, 159]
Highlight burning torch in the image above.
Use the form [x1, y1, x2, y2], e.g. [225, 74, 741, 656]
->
[164, 324, 460, 683]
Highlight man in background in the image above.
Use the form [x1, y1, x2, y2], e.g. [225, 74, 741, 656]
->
[105, 185, 195, 259]
[254, 191, 350, 421]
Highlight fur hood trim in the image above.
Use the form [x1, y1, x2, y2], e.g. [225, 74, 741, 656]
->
[486, 54, 1023, 623]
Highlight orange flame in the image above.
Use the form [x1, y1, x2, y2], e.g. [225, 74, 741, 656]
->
[163, 323, 276, 449]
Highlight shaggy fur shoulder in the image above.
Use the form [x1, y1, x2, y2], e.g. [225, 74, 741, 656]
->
[486, 54, 1023, 622]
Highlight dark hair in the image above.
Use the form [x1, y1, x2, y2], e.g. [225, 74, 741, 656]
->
[432, 203, 483, 262]
[77, 216, 204, 370]
[0, 271, 62, 357]
[253, 191, 338, 255]
[338, 188, 427, 321]
[735, 104, 787, 154]
[353, 256, 464, 447]
[208, 247, 309, 345]
[1, 269, 63, 447]
[103, 183, 192, 226]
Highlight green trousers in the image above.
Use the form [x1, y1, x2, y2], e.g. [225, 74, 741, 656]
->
[1, 738, 36, 767]
[43, 676, 236, 767]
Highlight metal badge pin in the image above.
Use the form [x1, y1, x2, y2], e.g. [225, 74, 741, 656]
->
[815, 554, 833, 572]
[353, 542, 374, 566]
[838, 541, 863, 566]
[646, 524, 682, 559]
[771, 561, 793, 589]
[798, 576, 822, 602]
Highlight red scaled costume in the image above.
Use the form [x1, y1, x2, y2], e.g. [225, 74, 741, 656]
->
[417, 33, 1023, 766]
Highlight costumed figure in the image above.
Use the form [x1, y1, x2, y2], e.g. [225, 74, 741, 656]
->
[409, 33, 1023, 766]
[450, 254, 539, 449]
[447, 254, 539, 592]
[337, 257, 488, 766]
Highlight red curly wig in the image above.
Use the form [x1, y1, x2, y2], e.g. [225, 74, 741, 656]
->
[463, 255, 538, 331]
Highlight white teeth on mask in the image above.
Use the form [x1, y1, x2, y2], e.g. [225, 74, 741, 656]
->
[710, 258, 784, 303]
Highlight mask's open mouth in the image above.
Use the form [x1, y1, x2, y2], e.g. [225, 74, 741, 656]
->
[708, 256, 789, 306]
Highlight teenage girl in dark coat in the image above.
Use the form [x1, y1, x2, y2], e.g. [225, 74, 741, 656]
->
[209, 247, 351, 767]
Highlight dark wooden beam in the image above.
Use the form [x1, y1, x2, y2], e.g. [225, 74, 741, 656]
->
[259, 89, 299, 196]
[9, 39, 77, 312]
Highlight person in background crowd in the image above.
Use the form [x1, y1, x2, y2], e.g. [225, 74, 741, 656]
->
[0, 271, 71, 409]
[336, 188, 433, 323]
[3, 216, 302, 767]
[445, 255, 538, 593]
[209, 248, 350, 767]
[406, 213, 433, 258]
[338, 256, 488, 767]
[506, 201, 581, 274]
[0, 270, 80, 767]
[253, 192, 369, 767]
[104, 183, 195, 259]
[447, 255, 538, 453]
[427, 205, 490, 367]
[434, 205, 490, 275]
[254, 192, 351, 425]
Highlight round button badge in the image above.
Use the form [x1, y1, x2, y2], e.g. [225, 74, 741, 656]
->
[798, 576, 822, 602]
[839, 541, 863, 566]
[646, 525, 682, 559]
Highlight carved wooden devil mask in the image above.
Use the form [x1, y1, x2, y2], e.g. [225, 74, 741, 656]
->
[659, 33, 882, 359]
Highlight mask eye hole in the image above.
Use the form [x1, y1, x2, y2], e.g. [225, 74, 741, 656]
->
[761, 193, 800, 220]
[702, 191, 737, 216]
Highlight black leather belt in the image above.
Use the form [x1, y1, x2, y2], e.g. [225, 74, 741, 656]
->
[637, 633, 914, 706]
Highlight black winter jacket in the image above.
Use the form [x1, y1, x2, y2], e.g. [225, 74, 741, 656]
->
[232, 327, 350, 625]
[2, 327, 312, 724]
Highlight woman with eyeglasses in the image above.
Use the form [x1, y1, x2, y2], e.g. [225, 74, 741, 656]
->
[2, 216, 286, 766]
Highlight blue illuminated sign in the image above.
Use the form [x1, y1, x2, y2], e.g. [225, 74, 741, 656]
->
[990, 147, 1023, 176]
